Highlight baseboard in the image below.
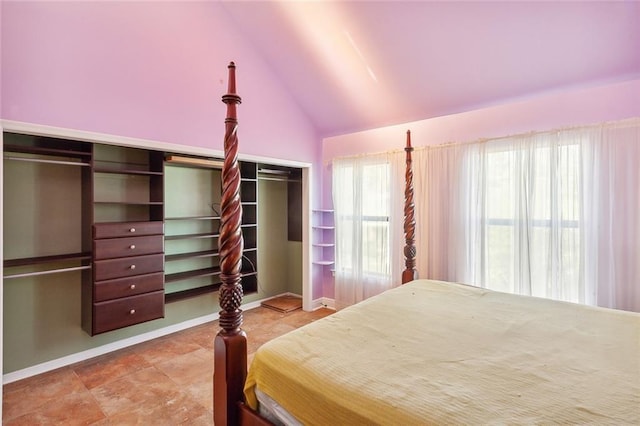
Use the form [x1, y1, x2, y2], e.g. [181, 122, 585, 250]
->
[2, 298, 264, 384]
[311, 297, 336, 310]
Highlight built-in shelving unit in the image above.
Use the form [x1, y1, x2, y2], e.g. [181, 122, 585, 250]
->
[84, 145, 166, 335]
[312, 209, 335, 272]
[3, 133, 273, 337]
[239, 161, 259, 293]
[163, 159, 223, 303]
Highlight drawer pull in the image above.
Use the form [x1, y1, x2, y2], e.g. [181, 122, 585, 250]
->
[129, 244, 136, 250]
[129, 265, 136, 270]
[129, 228, 136, 233]
[129, 309, 136, 315]
[130, 284, 136, 290]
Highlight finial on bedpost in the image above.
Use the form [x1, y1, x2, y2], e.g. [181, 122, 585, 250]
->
[214, 61, 247, 426]
[402, 130, 418, 284]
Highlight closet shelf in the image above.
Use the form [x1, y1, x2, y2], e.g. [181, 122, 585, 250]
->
[313, 243, 335, 247]
[165, 232, 220, 241]
[313, 260, 335, 266]
[165, 250, 219, 262]
[94, 167, 163, 176]
[313, 225, 335, 230]
[4, 144, 91, 159]
[4, 252, 92, 267]
[94, 200, 163, 206]
[165, 266, 221, 283]
[165, 215, 221, 221]
[165, 283, 221, 303]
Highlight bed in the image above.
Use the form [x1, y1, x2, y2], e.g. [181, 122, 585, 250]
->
[213, 63, 640, 425]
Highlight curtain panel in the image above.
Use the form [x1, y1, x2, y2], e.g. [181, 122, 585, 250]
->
[332, 117, 639, 312]
[417, 118, 640, 312]
[332, 152, 405, 309]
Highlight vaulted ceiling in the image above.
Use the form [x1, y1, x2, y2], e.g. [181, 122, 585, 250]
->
[222, 1, 640, 138]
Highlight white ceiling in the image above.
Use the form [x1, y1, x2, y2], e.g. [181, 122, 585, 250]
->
[223, 1, 640, 138]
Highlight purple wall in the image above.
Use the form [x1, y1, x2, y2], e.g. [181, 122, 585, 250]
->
[1, 1, 319, 163]
[1, 1, 324, 300]
[321, 79, 640, 298]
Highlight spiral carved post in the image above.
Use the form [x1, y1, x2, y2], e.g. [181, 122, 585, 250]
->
[214, 62, 246, 426]
[402, 130, 418, 284]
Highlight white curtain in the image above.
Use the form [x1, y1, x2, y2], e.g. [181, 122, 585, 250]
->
[416, 118, 640, 312]
[332, 152, 405, 309]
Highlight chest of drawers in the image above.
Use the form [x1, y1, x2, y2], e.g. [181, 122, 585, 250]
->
[89, 221, 165, 335]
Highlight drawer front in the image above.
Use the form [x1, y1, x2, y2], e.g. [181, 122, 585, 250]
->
[94, 272, 164, 302]
[94, 221, 164, 239]
[93, 290, 165, 334]
[94, 254, 164, 281]
[94, 235, 164, 260]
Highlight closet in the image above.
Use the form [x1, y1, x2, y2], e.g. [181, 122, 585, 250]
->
[257, 165, 303, 296]
[2, 131, 302, 343]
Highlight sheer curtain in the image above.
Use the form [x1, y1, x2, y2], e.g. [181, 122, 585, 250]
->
[416, 118, 640, 312]
[332, 152, 405, 309]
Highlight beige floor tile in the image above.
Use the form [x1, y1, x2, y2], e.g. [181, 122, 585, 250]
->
[154, 348, 213, 387]
[3, 390, 106, 426]
[101, 390, 209, 425]
[132, 333, 203, 365]
[2, 368, 87, 421]
[3, 306, 334, 424]
[90, 366, 180, 416]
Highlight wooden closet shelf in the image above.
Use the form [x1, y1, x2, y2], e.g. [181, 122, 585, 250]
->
[4, 144, 91, 159]
[164, 215, 221, 221]
[94, 167, 163, 176]
[94, 200, 163, 206]
[165, 250, 220, 262]
[165, 266, 222, 283]
[4, 252, 92, 267]
[165, 232, 220, 241]
[165, 283, 221, 303]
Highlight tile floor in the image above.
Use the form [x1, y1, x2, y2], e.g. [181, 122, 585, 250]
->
[2, 307, 333, 425]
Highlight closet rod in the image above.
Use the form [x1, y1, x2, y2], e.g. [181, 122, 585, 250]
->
[3, 265, 91, 279]
[4, 156, 90, 167]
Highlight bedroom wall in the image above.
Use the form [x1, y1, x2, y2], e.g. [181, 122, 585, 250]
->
[0, 1, 322, 375]
[1, 1, 319, 163]
[321, 78, 640, 298]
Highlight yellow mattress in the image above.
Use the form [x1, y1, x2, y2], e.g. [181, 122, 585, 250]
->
[245, 279, 640, 425]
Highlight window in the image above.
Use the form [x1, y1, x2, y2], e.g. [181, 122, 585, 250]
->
[335, 163, 390, 276]
[482, 142, 581, 302]
[333, 156, 394, 308]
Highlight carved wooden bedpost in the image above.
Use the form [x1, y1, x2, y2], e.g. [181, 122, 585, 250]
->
[214, 62, 246, 426]
[402, 130, 418, 284]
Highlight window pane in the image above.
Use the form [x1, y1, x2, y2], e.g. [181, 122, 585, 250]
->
[362, 163, 389, 217]
[362, 220, 389, 275]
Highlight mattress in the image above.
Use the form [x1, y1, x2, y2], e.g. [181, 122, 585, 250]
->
[245, 279, 640, 425]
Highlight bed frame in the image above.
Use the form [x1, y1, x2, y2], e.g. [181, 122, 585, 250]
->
[213, 62, 418, 425]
